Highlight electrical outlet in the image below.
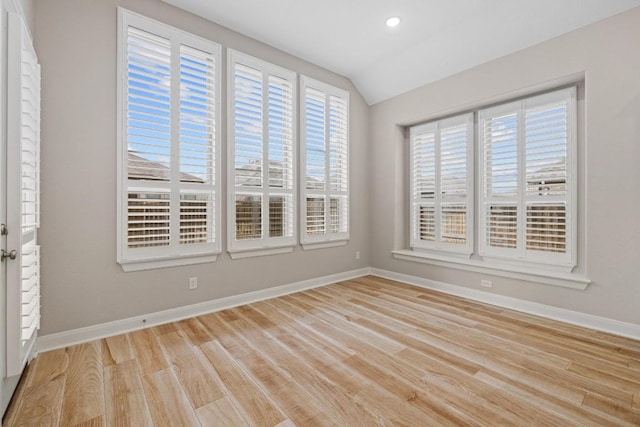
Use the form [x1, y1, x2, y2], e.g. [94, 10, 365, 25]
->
[189, 277, 198, 290]
[480, 279, 493, 288]
[355, 251, 361, 260]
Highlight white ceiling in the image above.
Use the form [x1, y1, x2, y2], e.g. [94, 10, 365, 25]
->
[163, 0, 640, 105]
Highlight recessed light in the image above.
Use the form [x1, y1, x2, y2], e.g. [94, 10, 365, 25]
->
[386, 16, 401, 28]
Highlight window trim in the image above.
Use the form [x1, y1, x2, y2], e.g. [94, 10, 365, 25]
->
[226, 49, 297, 257]
[116, 8, 222, 271]
[300, 75, 350, 249]
[402, 85, 583, 285]
[477, 87, 577, 271]
[392, 249, 589, 290]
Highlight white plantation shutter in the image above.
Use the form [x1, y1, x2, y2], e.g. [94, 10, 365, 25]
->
[301, 76, 349, 245]
[409, 114, 473, 254]
[228, 50, 296, 254]
[479, 87, 576, 268]
[19, 43, 41, 347]
[118, 10, 221, 270]
[6, 11, 41, 375]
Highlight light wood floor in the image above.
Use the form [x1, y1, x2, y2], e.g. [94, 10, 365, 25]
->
[4, 276, 640, 426]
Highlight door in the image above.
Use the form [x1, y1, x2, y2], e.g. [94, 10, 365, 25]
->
[1, 10, 40, 414]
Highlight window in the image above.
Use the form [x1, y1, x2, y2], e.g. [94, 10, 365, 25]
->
[117, 9, 221, 271]
[227, 50, 296, 257]
[409, 113, 474, 255]
[479, 87, 576, 270]
[300, 76, 349, 248]
[404, 86, 578, 278]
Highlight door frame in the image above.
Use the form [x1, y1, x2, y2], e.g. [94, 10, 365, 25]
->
[1, 0, 33, 417]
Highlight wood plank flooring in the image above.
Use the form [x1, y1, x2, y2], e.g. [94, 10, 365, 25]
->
[4, 276, 640, 426]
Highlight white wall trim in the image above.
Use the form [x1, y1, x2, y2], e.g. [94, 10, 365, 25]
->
[392, 249, 590, 290]
[37, 268, 371, 353]
[37, 266, 640, 353]
[370, 268, 640, 341]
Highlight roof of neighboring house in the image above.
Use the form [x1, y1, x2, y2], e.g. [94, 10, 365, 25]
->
[128, 151, 204, 183]
[235, 160, 290, 188]
[527, 158, 566, 184]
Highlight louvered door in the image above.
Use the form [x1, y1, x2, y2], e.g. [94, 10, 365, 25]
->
[6, 11, 40, 376]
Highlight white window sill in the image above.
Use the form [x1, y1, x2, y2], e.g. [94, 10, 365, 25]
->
[228, 246, 294, 260]
[392, 249, 590, 290]
[301, 240, 348, 250]
[119, 254, 218, 272]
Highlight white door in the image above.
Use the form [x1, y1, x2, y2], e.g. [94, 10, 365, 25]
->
[1, 10, 40, 414]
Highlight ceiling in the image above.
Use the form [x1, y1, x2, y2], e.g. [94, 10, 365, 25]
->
[162, 0, 640, 105]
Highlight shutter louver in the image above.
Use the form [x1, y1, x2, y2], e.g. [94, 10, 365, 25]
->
[21, 48, 41, 348]
[234, 64, 263, 188]
[232, 62, 264, 242]
[305, 88, 326, 191]
[440, 122, 469, 246]
[126, 26, 172, 248]
[411, 127, 436, 243]
[126, 28, 172, 180]
[21, 45, 39, 235]
[127, 191, 171, 247]
[7, 12, 42, 374]
[179, 45, 217, 245]
[306, 197, 325, 235]
[228, 51, 296, 252]
[267, 75, 294, 238]
[301, 77, 349, 245]
[21, 242, 40, 342]
[119, 10, 221, 268]
[525, 100, 568, 254]
[479, 88, 575, 268]
[329, 95, 348, 193]
[409, 114, 472, 253]
[482, 111, 519, 252]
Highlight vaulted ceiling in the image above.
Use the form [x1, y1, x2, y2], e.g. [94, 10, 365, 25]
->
[162, 0, 640, 105]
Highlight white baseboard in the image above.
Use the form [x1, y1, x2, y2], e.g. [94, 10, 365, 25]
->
[370, 268, 640, 341]
[37, 268, 372, 353]
[37, 266, 640, 352]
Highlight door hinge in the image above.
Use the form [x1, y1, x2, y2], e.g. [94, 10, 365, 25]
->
[0, 224, 7, 236]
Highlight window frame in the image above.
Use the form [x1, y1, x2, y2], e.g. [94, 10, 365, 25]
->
[478, 87, 577, 271]
[409, 113, 474, 256]
[402, 86, 579, 282]
[300, 75, 350, 249]
[116, 8, 222, 271]
[226, 49, 297, 258]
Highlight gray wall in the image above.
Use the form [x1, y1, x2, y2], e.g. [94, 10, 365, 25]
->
[34, 1, 640, 335]
[370, 7, 640, 324]
[34, 0, 370, 334]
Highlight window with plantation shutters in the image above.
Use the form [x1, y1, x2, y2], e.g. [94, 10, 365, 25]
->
[479, 87, 576, 269]
[409, 113, 473, 254]
[300, 76, 349, 247]
[227, 50, 296, 257]
[117, 9, 221, 271]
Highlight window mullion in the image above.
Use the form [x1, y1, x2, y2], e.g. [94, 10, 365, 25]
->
[434, 125, 442, 247]
[169, 36, 181, 251]
[516, 102, 527, 259]
[324, 92, 331, 237]
[262, 69, 269, 241]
